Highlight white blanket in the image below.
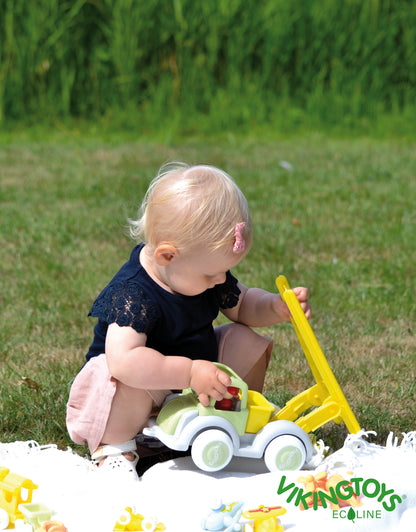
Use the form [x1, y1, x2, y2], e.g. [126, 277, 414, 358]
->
[1, 431, 415, 532]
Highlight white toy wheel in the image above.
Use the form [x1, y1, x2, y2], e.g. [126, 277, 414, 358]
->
[141, 517, 157, 531]
[0, 509, 9, 530]
[116, 509, 131, 526]
[191, 429, 234, 472]
[264, 435, 306, 472]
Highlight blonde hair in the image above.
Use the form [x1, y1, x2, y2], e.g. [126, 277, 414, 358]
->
[129, 162, 252, 253]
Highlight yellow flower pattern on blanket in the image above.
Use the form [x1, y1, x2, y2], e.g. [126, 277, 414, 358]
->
[296, 471, 363, 511]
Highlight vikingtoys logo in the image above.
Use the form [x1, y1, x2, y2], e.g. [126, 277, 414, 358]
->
[277, 472, 404, 521]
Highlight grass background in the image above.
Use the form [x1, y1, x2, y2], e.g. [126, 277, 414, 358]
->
[1, 131, 415, 454]
[1, 0, 416, 137]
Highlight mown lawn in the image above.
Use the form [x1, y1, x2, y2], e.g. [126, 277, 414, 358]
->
[1, 131, 415, 454]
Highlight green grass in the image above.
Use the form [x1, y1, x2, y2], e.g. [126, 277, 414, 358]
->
[1, 130, 415, 455]
[1, 0, 416, 127]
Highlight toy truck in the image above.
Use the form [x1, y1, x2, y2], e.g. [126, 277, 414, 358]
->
[143, 276, 360, 473]
[144, 363, 314, 472]
[0, 467, 38, 530]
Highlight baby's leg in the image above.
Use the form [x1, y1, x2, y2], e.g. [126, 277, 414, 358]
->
[100, 382, 154, 445]
[66, 353, 168, 454]
[216, 323, 273, 392]
[244, 351, 270, 392]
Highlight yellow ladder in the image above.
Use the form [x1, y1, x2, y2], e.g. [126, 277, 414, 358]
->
[272, 275, 360, 434]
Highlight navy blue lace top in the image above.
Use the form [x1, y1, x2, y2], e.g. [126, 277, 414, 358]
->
[85, 244, 241, 363]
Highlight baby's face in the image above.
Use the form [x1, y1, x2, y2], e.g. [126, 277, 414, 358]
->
[163, 246, 244, 296]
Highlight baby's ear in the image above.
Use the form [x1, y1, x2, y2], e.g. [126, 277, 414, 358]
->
[154, 243, 179, 265]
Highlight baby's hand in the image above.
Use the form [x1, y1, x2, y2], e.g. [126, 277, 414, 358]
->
[189, 360, 232, 406]
[274, 286, 311, 322]
[293, 286, 311, 319]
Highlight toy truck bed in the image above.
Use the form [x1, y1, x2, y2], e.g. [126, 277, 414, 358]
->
[245, 390, 275, 433]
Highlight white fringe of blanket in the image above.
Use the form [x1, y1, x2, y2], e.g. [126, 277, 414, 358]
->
[1, 430, 415, 532]
[1, 429, 415, 468]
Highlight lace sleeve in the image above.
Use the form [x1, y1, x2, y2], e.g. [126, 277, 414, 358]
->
[217, 271, 241, 309]
[89, 280, 159, 334]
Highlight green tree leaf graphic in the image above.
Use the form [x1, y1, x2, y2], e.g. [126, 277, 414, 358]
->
[347, 508, 356, 523]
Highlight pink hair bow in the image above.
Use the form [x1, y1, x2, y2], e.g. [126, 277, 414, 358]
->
[233, 222, 246, 253]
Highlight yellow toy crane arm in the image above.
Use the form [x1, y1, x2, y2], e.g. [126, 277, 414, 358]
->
[273, 276, 361, 435]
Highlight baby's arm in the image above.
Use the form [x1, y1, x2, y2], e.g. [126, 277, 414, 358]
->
[105, 323, 231, 406]
[223, 283, 311, 327]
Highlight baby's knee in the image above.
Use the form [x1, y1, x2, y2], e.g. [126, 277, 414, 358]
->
[216, 322, 273, 369]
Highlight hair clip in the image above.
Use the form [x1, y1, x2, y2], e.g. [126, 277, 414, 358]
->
[233, 222, 246, 253]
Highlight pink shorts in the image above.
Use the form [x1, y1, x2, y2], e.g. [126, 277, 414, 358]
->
[66, 323, 273, 453]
